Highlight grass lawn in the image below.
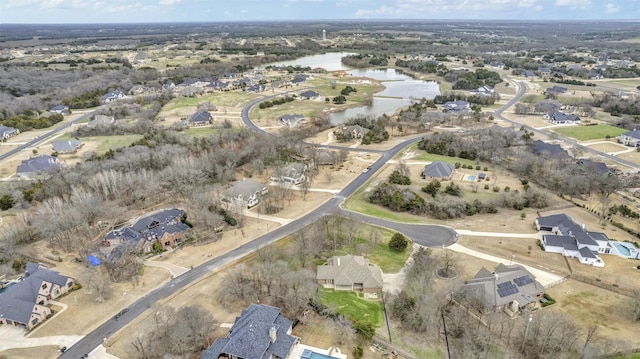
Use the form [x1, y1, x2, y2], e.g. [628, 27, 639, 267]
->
[331, 227, 411, 273]
[408, 150, 482, 169]
[79, 134, 143, 154]
[318, 289, 384, 327]
[342, 184, 429, 225]
[161, 92, 259, 112]
[552, 124, 627, 141]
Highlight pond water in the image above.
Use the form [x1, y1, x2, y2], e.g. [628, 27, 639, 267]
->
[264, 53, 440, 124]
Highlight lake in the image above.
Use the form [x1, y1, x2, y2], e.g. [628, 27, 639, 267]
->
[265, 52, 440, 124]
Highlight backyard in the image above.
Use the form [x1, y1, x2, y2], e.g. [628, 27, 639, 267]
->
[318, 289, 384, 328]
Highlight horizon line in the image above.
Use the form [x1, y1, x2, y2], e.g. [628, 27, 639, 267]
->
[2, 18, 640, 26]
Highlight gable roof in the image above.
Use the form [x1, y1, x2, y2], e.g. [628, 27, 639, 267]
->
[531, 140, 568, 157]
[201, 304, 295, 359]
[0, 125, 19, 138]
[549, 111, 580, 123]
[620, 129, 640, 140]
[423, 161, 455, 178]
[462, 264, 544, 310]
[16, 155, 60, 176]
[189, 111, 212, 123]
[225, 179, 266, 199]
[49, 105, 69, 112]
[52, 139, 83, 153]
[299, 90, 319, 99]
[0, 263, 72, 325]
[316, 254, 383, 289]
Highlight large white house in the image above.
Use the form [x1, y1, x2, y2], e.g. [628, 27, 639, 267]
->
[223, 179, 268, 208]
[537, 214, 610, 267]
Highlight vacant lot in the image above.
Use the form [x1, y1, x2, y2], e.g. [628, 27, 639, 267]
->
[585, 141, 629, 154]
[552, 125, 628, 141]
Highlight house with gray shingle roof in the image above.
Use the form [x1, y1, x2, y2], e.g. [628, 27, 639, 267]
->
[49, 105, 69, 114]
[16, 155, 61, 179]
[223, 179, 268, 208]
[299, 90, 319, 100]
[537, 213, 609, 267]
[104, 208, 190, 257]
[317, 254, 383, 298]
[52, 139, 83, 154]
[618, 129, 640, 147]
[278, 114, 306, 128]
[0, 125, 20, 140]
[545, 111, 580, 125]
[271, 163, 306, 185]
[189, 111, 212, 127]
[201, 304, 296, 359]
[462, 264, 544, 314]
[422, 161, 455, 180]
[0, 263, 74, 330]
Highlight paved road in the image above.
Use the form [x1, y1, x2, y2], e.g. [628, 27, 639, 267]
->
[497, 81, 640, 171]
[0, 110, 97, 161]
[61, 95, 454, 359]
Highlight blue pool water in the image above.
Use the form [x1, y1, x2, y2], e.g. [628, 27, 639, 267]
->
[301, 349, 336, 359]
[613, 242, 631, 257]
[466, 175, 476, 182]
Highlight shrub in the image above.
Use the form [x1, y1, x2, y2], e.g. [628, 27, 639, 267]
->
[388, 170, 411, 185]
[389, 232, 410, 251]
[353, 346, 364, 359]
[504, 186, 511, 192]
[483, 167, 489, 171]
[475, 165, 481, 170]
[493, 186, 500, 192]
[540, 293, 556, 307]
[12, 259, 26, 272]
[0, 194, 14, 211]
[354, 321, 375, 340]
[484, 184, 490, 190]
[421, 180, 441, 197]
[454, 162, 461, 169]
[445, 183, 463, 197]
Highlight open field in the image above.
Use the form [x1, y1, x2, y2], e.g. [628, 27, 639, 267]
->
[552, 124, 628, 141]
[160, 91, 259, 113]
[58, 134, 144, 155]
[585, 141, 628, 153]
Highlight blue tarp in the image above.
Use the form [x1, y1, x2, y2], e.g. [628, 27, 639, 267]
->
[87, 255, 102, 266]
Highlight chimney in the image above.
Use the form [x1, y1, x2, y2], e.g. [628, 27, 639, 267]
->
[269, 326, 277, 344]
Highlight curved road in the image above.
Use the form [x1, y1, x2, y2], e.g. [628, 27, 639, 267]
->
[62, 82, 531, 358]
[498, 81, 639, 171]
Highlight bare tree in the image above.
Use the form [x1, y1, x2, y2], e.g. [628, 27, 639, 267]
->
[81, 268, 112, 303]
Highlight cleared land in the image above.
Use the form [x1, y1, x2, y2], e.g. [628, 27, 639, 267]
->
[552, 125, 627, 141]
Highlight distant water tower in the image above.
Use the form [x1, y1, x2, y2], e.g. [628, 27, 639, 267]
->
[322, 29, 326, 42]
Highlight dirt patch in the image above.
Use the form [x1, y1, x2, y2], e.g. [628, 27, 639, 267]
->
[0, 345, 60, 359]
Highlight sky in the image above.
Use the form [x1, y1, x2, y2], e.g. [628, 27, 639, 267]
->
[1, 0, 639, 24]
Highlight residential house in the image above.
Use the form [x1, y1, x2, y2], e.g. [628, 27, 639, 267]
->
[443, 100, 470, 113]
[52, 139, 83, 154]
[545, 86, 567, 96]
[0, 125, 20, 140]
[531, 140, 569, 158]
[104, 208, 190, 257]
[88, 115, 115, 127]
[291, 74, 310, 85]
[278, 114, 306, 128]
[224, 179, 268, 208]
[617, 129, 640, 147]
[333, 125, 369, 140]
[534, 101, 561, 115]
[538, 67, 552, 77]
[461, 264, 544, 315]
[470, 85, 494, 97]
[0, 263, 74, 330]
[576, 159, 613, 176]
[188, 111, 212, 127]
[314, 149, 337, 166]
[317, 254, 383, 298]
[16, 155, 61, 179]
[201, 304, 297, 359]
[100, 90, 126, 103]
[299, 90, 319, 100]
[271, 163, 306, 185]
[537, 213, 610, 267]
[49, 105, 69, 115]
[490, 61, 505, 69]
[422, 161, 455, 180]
[332, 70, 348, 78]
[545, 111, 581, 125]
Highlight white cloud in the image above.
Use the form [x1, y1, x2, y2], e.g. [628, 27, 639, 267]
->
[605, 3, 620, 13]
[518, 0, 537, 7]
[159, 0, 181, 5]
[555, 0, 591, 7]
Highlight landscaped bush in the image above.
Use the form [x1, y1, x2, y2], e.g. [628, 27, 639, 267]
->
[389, 232, 409, 251]
[493, 186, 500, 192]
[484, 184, 490, 190]
[454, 162, 461, 169]
[504, 186, 511, 192]
[388, 169, 411, 185]
[483, 167, 489, 171]
[475, 165, 481, 170]
[540, 293, 556, 307]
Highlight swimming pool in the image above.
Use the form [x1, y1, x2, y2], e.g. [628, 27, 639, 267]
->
[301, 349, 337, 359]
[0, 282, 16, 295]
[466, 175, 476, 182]
[613, 242, 631, 257]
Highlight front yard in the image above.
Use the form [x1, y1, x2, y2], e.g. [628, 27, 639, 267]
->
[552, 124, 627, 141]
